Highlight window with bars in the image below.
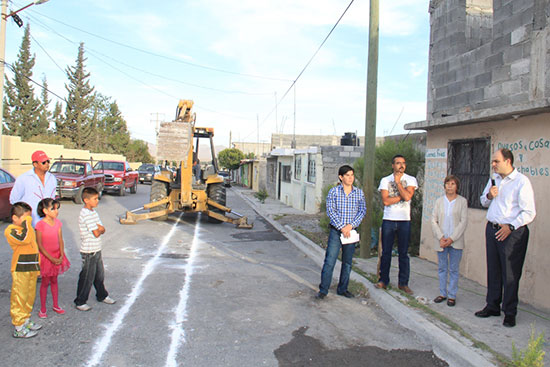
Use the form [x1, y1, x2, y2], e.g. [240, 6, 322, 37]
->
[294, 155, 302, 180]
[307, 154, 316, 183]
[282, 165, 291, 183]
[447, 138, 490, 209]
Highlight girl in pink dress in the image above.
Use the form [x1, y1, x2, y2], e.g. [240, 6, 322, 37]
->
[36, 198, 70, 318]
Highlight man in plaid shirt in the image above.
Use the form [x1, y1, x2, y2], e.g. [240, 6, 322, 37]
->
[316, 165, 366, 299]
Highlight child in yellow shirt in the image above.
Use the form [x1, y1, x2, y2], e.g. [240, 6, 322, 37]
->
[4, 202, 43, 338]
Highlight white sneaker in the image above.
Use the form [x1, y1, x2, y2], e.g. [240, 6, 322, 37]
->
[13, 326, 37, 338]
[76, 304, 92, 311]
[24, 319, 42, 331]
[102, 296, 116, 304]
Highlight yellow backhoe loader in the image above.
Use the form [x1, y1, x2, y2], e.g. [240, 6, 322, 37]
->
[119, 100, 252, 228]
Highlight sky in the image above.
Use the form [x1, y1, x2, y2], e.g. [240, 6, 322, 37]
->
[3, 0, 430, 149]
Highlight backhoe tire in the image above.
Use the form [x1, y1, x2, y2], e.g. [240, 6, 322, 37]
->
[207, 183, 226, 224]
[150, 180, 169, 221]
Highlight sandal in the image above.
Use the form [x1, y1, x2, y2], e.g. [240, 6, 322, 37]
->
[447, 298, 456, 307]
[433, 296, 447, 303]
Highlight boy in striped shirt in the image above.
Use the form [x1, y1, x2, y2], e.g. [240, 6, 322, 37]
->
[74, 187, 115, 311]
[5, 202, 43, 338]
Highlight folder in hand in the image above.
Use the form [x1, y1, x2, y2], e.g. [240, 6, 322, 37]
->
[340, 229, 360, 244]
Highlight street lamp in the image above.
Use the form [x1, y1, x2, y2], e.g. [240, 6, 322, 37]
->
[0, 0, 50, 167]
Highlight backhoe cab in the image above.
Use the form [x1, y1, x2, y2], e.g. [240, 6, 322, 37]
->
[120, 100, 252, 228]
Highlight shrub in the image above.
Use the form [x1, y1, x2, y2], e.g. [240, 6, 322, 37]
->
[254, 189, 268, 204]
[511, 328, 545, 367]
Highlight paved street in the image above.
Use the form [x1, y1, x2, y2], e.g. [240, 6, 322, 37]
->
[0, 186, 447, 366]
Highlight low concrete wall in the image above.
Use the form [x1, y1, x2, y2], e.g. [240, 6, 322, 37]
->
[1, 135, 133, 177]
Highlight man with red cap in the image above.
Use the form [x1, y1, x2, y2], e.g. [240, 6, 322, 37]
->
[10, 151, 57, 227]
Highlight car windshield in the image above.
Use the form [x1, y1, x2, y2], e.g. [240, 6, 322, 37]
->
[50, 162, 85, 175]
[139, 165, 155, 172]
[95, 162, 124, 171]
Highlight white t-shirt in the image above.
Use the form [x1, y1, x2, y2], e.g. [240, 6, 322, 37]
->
[378, 173, 418, 221]
[79, 208, 103, 253]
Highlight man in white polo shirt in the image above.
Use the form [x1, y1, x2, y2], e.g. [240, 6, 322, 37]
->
[375, 154, 418, 294]
[475, 148, 536, 328]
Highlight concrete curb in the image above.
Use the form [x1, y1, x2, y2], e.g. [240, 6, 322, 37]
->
[234, 188, 496, 367]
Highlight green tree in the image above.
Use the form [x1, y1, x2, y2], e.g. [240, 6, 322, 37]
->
[37, 75, 51, 133]
[218, 148, 245, 170]
[104, 100, 130, 153]
[61, 42, 95, 148]
[126, 139, 153, 163]
[3, 24, 42, 139]
[353, 138, 425, 255]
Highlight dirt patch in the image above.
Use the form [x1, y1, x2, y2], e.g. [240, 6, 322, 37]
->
[274, 213, 327, 247]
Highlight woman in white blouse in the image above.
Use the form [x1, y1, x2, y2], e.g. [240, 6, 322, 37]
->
[430, 175, 468, 306]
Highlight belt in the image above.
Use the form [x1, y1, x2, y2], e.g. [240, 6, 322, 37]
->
[330, 224, 340, 231]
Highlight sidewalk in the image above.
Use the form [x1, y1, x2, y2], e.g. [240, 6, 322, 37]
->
[233, 186, 550, 367]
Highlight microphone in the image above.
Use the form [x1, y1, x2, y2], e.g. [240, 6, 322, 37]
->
[491, 178, 496, 186]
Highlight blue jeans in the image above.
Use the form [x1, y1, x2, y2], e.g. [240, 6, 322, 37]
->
[319, 228, 355, 295]
[74, 251, 109, 306]
[437, 247, 463, 299]
[379, 220, 411, 286]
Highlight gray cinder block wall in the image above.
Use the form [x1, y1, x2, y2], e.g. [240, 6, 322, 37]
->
[320, 146, 364, 188]
[422, 0, 550, 128]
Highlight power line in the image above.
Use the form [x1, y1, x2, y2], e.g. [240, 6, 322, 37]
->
[242, 0, 356, 141]
[24, 12, 273, 97]
[27, 8, 293, 82]
[1, 58, 67, 102]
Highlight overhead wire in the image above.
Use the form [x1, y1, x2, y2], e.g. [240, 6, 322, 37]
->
[26, 8, 293, 82]
[23, 13, 257, 121]
[24, 12, 273, 97]
[1, 58, 67, 102]
[241, 0, 356, 141]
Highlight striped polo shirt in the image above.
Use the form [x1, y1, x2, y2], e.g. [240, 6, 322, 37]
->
[79, 207, 103, 253]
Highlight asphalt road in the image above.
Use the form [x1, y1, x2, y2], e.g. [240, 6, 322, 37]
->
[0, 185, 448, 367]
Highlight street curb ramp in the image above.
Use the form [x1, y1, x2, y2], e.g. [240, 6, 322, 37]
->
[235, 188, 496, 367]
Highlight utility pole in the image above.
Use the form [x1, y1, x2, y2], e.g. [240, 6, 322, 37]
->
[274, 91, 278, 134]
[229, 130, 232, 148]
[360, 0, 379, 258]
[0, 0, 7, 168]
[256, 113, 259, 157]
[292, 85, 296, 149]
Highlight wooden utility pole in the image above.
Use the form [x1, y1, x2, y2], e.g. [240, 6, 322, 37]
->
[360, 0, 379, 258]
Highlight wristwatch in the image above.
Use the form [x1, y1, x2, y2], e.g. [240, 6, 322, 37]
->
[509, 224, 515, 231]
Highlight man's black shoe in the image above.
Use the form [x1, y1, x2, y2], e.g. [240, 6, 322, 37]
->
[337, 290, 355, 298]
[474, 307, 501, 318]
[315, 292, 326, 300]
[503, 315, 516, 327]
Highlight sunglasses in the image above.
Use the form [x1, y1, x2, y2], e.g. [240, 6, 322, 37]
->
[40, 160, 50, 165]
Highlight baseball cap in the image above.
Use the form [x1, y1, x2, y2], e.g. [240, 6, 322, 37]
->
[31, 150, 50, 162]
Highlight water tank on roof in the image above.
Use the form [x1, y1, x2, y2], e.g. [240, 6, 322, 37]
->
[341, 132, 359, 146]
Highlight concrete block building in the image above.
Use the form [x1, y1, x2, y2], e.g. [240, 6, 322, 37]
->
[407, 0, 550, 310]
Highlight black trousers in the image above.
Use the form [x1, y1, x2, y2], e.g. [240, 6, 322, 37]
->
[74, 251, 109, 306]
[485, 223, 529, 316]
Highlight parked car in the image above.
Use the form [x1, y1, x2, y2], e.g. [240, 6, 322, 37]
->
[137, 164, 161, 184]
[218, 171, 231, 187]
[94, 160, 139, 196]
[50, 159, 105, 204]
[0, 168, 15, 220]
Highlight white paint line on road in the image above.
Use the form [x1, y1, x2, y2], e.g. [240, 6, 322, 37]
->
[86, 216, 183, 367]
[165, 215, 201, 367]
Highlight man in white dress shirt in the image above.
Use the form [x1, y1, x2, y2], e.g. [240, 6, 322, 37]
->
[475, 148, 536, 327]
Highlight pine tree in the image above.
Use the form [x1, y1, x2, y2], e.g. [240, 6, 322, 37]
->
[37, 75, 51, 133]
[62, 42, 94, 148]
[104, 100, 130, 153]
[52, 101, 64, 133]
[3, 25, 41, 139]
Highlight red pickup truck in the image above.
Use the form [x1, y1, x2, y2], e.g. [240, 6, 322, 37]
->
[50, 159, 105, 204]
[93, 160, 138, 196]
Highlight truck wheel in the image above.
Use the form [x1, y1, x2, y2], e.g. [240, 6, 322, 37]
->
[97, 184, 103, 200]
[74, 186, 84, 205]
[130, 180, 137, 194]
[207, 183, 226, 223]
[150, 180, 169, 221]
[119, 181, 126, 196]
